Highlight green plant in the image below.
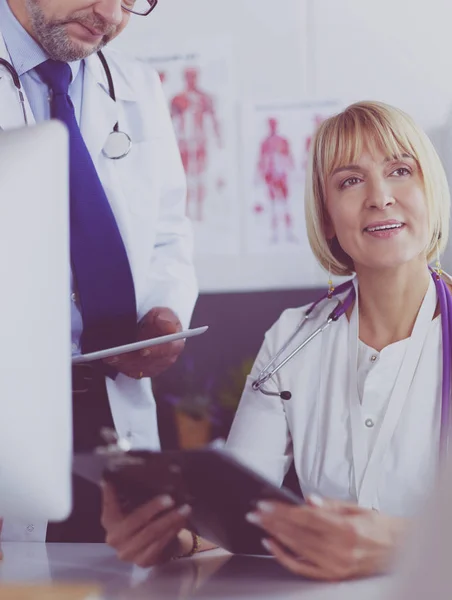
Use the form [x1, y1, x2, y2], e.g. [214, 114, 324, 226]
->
[173, 392, 214, 421]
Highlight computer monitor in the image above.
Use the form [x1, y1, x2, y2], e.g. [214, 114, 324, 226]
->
[0, 122, 72, 520]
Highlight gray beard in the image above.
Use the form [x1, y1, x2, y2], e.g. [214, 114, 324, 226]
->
[25, 0, 113, 62]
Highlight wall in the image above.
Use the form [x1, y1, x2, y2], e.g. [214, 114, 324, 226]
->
[113, 0, 307, 99]
[113, 0, 452, 289]
[310, 0, 452, 132]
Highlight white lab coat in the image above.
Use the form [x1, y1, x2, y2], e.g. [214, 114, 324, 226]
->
[227, 279, 442, 518]
[0, 36, 198, 540]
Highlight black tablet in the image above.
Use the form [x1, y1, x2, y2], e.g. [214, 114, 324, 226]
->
[73, 448, 303, 555]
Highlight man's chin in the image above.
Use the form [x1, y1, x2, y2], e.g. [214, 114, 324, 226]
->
[69, 41, 105, 60]
[48, 38, 106, 62]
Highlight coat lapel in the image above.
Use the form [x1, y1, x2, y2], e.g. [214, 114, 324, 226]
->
[81, 53, 119, 162]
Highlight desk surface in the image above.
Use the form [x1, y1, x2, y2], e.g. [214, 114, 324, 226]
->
[0, 543, 393, 599]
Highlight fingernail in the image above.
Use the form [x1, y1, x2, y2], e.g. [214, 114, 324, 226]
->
[159, 495, 174, 509]
[308, 494, 324, 507]
[178, 504, 191, 516]
[106, 356, 119, 364]
[156, 315, 173, 323]
[245, 512, 261, 525]
[262, 538, 273, 553]
[141, 349, 151, 357]
[256, 501, 274, 513]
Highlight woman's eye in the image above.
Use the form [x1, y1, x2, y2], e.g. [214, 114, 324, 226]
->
[392, 167, 411, 177]
[340, 177, 361, 189]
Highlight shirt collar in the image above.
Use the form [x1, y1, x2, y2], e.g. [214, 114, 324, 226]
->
[0, 0, 81, 82]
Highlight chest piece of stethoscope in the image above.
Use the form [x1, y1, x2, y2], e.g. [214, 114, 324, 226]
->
[102, 124, 132, 160]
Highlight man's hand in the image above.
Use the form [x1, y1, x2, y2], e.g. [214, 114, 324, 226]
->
[103, 307, 185, 379]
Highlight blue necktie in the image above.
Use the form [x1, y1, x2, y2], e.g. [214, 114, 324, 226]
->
[35, 60, 137, 353]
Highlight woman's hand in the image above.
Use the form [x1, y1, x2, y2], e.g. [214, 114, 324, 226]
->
[101, 482, 192, 567]
[246, 496, 408, 581]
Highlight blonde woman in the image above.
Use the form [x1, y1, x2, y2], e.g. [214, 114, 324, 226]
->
[102, 101, 452, 580]
[227, 100, 452, 580]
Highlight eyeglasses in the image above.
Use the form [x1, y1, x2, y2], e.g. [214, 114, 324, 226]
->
[121, 0, 158, 16]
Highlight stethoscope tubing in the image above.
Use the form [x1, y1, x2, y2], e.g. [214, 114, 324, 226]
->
[252, 279, 356, 398]
[0, 51, 130, 159]
[438, 273, 451, 458]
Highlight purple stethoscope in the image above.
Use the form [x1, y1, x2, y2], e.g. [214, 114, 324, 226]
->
[252, 270, 452, 456]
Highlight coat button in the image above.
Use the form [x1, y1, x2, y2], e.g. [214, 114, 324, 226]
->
[365, 418, 375, 428]
[26, 524, 34, 532]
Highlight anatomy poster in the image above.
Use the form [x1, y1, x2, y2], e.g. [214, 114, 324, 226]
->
[142, 40, 239, 255]
[243, 101, 340, 255]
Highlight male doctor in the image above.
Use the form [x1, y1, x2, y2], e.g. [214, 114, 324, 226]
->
[0, 0, 198, 542]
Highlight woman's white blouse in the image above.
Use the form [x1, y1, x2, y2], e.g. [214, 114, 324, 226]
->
[226, 284, 442, 517]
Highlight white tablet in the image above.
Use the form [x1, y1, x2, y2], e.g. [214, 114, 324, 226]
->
[71, 326, 208, 364]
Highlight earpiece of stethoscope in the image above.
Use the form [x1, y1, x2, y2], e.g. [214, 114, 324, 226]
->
[251, 380, 292, 400]
[261, 389, 292, 401]
[102, 125, 132, 160]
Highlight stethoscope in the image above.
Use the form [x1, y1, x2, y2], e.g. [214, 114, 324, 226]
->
[252, 270, 452, 456]
[0, 50, 132, 160]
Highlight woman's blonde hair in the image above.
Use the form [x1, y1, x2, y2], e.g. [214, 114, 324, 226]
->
[305, 101, 450, 276]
